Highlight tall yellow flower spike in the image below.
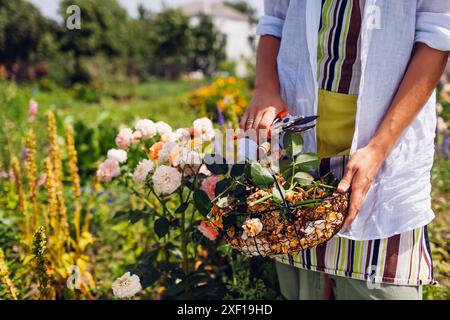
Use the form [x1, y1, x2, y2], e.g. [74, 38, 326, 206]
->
[0, 249, 19, 300]
[25, 129, 39, 231]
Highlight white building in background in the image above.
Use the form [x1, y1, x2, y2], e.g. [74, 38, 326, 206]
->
[180, 0, 255, 76]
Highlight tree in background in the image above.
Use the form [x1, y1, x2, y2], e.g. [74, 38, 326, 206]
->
[0, 0, 60, 79]
[189, 14, 226, 77]
[151, 9, 192, 80]
[0, 0, 234, 83]
[59, 0, 130, 58]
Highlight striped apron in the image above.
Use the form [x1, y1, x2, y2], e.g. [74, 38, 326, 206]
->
[275, 156, 435, 286]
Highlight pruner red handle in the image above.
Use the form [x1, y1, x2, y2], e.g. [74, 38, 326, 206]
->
[268, 111, 289, 136]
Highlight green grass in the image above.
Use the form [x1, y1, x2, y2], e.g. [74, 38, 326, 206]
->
[10, 80, 200, 128]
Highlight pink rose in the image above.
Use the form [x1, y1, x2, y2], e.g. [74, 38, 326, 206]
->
[132, 130, 143, 145]
[200, 175, 221, 200]
[28, 99, 38, 123]
[198, 221, 219, 241]
[115, 128, 133, 150]
[135, 119, 157, 139]
[97, 159, 121, 182]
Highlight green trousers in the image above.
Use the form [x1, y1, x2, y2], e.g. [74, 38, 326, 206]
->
[276, 262, 422, 300]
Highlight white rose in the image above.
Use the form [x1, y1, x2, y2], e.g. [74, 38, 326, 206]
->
[161, 132, 177, 142]
[107, 149, 128, 164]
[135, 119, 157, 139]
[152, 165, 182, 194]
[174, 128, 190, 140]
[158, 141, 177, 163]
[132, 159, 155, 184]
[112, 272, 142, 299]
[155, 121, 172, 136]
[192, 117, 215, 142]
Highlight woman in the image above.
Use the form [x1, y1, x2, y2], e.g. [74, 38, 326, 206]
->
[240, 0, 449, 300]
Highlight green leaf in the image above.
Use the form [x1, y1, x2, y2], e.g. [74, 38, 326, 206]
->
[215, 178, 232, 197]
[294, 153, 320, 171]
[130, 211, 149, 224]
[283, 132, 304, 158]
[204, 154, 229, 174]
[154, 217, 170, 238]
[272, 186, 285, 204]
[250, 162, 274, 188]
[175, 202, 189, 213]
[193, 190, 213, 216]
[294, 172, 315, 186]
[112, 210, 129, 221]
[232, 184, 246, 196]
[230, 164, 245, 177]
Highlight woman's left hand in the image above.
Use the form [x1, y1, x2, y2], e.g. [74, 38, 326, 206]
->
[337, 144, 387, 230]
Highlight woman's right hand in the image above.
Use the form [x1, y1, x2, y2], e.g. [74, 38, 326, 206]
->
[239, 89, 288, 131]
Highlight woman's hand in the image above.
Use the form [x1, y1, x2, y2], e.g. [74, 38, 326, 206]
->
[239, 89, 288, 131]
[337, 144, 387, 230]
[337, 44, 448, 231]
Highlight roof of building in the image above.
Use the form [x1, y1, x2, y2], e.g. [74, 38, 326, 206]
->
[179, 1, 249, 22]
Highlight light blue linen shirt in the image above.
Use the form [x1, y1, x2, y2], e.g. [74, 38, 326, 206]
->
[257, 0, 450, 240]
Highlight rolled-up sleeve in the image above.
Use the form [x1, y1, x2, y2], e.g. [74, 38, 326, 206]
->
[256, 0, 289, 38]
[415, 0, 450, 51]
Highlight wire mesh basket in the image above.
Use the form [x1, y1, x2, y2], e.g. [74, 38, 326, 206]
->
[210, 182, 349, 257]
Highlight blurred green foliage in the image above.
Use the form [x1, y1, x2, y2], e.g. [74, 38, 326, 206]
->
[0, 0, 233, 84]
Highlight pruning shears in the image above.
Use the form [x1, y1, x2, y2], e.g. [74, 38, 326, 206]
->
[269, 111, 318, 136]
[258, 112, 319, 156]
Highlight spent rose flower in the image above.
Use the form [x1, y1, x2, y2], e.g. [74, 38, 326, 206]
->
[132, 159, 155, 184]
[112, 272, 142, 299]
[436, 103, 443, 114]
[135, 119, 157, 139]
[152, 165, 182, 194]
[97, 159, 121, 182]
[115, 128, 133, 150]
[155, 121, 172, 136]
[201, 175, 221, 200]
[150, 141, 165, 160]
[242, 218, 263, 237]
[198, 221, 219, 240]
[107, 149, 128, 164]
[192, 117, 215, 142]
[28, 99, 38, 123]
